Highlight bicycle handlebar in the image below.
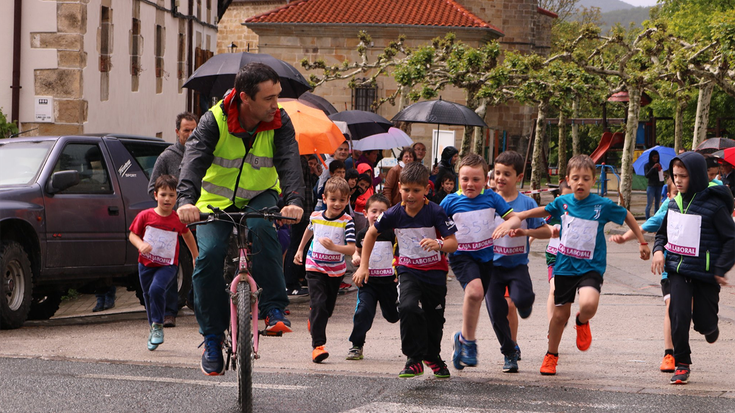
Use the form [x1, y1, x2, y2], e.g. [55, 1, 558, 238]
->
[188, 205, 298, 228]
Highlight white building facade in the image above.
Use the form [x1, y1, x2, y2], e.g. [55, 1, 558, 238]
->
[1, 0, 219, 143]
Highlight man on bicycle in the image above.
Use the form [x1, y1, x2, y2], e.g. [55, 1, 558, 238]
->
[177, 62, 305, 376]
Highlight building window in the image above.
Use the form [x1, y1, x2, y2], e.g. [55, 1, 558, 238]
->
[155, 24, 164, 93]
[131, 1, 141, 92]
[178, 31, 186, 89]
[206, 0, 211, 23]
[352, 79, 378, 112]
[100, 6, 112, 101]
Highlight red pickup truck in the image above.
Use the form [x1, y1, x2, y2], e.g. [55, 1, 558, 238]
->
[0, 134, 192, 329]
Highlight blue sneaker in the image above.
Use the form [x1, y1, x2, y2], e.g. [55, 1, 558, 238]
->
[452, 332, 465, 370]
[147, 323, 164, 351]
[515, 344, 522, 361]
[264, 308, 293, 335]
[464, 340, 478, 367]
[503, 352, 519, 373]
[199, 334, 225, 376]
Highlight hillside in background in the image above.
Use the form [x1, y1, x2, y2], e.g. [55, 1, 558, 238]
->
[578, 0, 633, 13]
[599, 6, 653, 35]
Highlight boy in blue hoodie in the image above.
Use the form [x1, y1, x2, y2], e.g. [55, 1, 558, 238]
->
[652, 151, 735, 385]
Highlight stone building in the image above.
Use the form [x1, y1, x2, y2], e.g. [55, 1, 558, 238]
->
[1, 0, 221, 142]
[217, 0, 556, 160]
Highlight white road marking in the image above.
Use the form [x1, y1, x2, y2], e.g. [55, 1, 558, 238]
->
[342, 403, 540, 413]
[80, 374, 308, 390]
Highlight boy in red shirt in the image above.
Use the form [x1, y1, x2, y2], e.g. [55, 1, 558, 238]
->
[129, 175, 198, 351]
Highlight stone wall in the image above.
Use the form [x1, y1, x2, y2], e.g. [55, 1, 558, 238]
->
[216, 1, 286, 54]
[26, 0, 88, 135]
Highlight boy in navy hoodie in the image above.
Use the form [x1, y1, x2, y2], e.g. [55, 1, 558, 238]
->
[652, 151, 735, 385]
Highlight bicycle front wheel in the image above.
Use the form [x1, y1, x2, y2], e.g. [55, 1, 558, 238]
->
[236, 280, 253, 413]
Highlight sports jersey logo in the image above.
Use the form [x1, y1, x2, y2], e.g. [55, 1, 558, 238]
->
[445, 219, 455, 228]
[563, 204, 568, 210]
[593, 204, 602, 220]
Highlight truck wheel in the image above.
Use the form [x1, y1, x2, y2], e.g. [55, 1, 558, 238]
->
[0, 241, 33, 329]
[27, 290, 64, 320]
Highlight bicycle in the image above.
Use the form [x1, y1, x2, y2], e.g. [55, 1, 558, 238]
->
[190, 205, 295, 413]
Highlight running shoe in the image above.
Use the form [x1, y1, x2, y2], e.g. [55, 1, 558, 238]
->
[464, 340, 478, 366]
[659, 354, 675, 372]
[452, 332, 465, 370]
[265, 308, 293, 334]
[399, 359, 424, 377]
[540, 352, 558, 376]
[670, 364, 690, 384]
[163, 316, 176, 328]
[705, 327, 719, 343]
[517, 306, 532, 319]
[346, 346, 363, 360]
[312, 345, 329, 363]
[424, 358, 451, 378]
[515, 344, 522, 361]
[199, 334, 225, 376]
[147, 323, 164, 351]
[338, 282, 353, 294]
[503, 352, 519, 373]
[575, 313, 591, 351]
[452, 332, 477, 370]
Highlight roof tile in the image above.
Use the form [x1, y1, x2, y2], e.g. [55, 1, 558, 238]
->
[245, 0, 504, 35]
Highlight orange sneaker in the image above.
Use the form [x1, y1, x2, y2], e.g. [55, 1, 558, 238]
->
[660, 354, 675, 372]
[575, 313, 591, 351]
[540, 352, 558, 375]
[312, 345, 329, 363]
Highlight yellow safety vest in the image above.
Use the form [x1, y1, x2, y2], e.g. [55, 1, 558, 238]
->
[196, 102, 282, 212]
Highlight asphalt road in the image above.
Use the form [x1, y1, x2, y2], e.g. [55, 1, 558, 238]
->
[2, 357, 735, 413]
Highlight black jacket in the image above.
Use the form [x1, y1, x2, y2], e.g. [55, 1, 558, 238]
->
[148, 139, 185, 198]
[177, 102, 305, 209]
[436, 146, 458, 189]
[654, 152, 735, 282]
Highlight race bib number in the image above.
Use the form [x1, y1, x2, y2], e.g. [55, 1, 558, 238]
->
[494, 215, 527, 255]
[453, 208, 495, 251]
[665, 210, 701, 257]
[312, 221, 344, 262]
[558, 215, 598, 260]
[395, 227, 440, 266]
[369, 241, 394, 276]
[142, 226, 178, 265]
[546, 224, 561, 255]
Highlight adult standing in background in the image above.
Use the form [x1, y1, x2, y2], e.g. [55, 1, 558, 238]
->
[383, 147, 416, 206]
[644, 149, 664, 219]
[315, 141, 350, 210]
[147, 111, 198, 328]
[412, 142, 427, 166]
[436, 146, 459, 191]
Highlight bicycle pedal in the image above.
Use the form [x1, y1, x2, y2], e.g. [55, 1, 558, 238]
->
[259, 329, 283, 337]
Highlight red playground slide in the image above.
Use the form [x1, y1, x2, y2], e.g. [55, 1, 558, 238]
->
[590, 132, 624, 163]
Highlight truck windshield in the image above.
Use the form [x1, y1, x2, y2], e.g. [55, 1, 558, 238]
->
[0, 140, 55, 186]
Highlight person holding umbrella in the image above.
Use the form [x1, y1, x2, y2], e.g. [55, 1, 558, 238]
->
[383, 147, 416, 206]
[436, 146, 459, 191]
[644, 149, 665, 219]
[176, 62, 305, 376]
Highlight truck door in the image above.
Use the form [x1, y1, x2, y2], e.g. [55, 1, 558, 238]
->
[44, 141, 126, 267]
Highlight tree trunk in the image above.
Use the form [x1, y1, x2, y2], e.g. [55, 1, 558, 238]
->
[472, 98, 489, 156]
[572, 97, 580, 156]
[619, 86, 641, 209]
[674, 98, 687, 153]
[558, 110, 568, 179]
[530, 101, 548, 204]
[692, 82, 714, 150]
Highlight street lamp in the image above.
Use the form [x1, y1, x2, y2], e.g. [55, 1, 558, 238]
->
[228, 42, 237, 53]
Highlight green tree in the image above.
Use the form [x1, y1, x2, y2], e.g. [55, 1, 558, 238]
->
[0, 108, 19, 138]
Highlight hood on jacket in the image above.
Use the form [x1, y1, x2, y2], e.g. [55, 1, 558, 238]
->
[440, 146, 458, 169]
[670, 151, 708, 195]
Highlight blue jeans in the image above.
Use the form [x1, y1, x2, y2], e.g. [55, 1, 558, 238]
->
[192, 190, 289, 336]
[138, 264, 178, 325]
[646, 185, 663, 219]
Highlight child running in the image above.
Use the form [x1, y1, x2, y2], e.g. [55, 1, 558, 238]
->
[516, 155, 650, 376]
[439, 154, 521, 371]
[610, 177, 677, 372]
[348, 193, 399, 360]
[128, 175, 198, 351]
[544, 180, 572, 321]
[484, 151, 551, 373]
[354, 162, 457, 378]
[652, 152, 735, 384]
[294, 177, 356, 363]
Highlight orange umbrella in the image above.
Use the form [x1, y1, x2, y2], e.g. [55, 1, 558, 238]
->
[280, 100, 345, 156]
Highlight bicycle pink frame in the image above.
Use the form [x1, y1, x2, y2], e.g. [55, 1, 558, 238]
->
[230, 249, 259, 357]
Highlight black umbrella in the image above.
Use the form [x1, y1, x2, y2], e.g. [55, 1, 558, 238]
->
[328, 111, 392, 140]
[391, 98, 488, 128]
[294, 92, 338, 116]
[183, 52, 312, 99]
[695, 137, 735, 154]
